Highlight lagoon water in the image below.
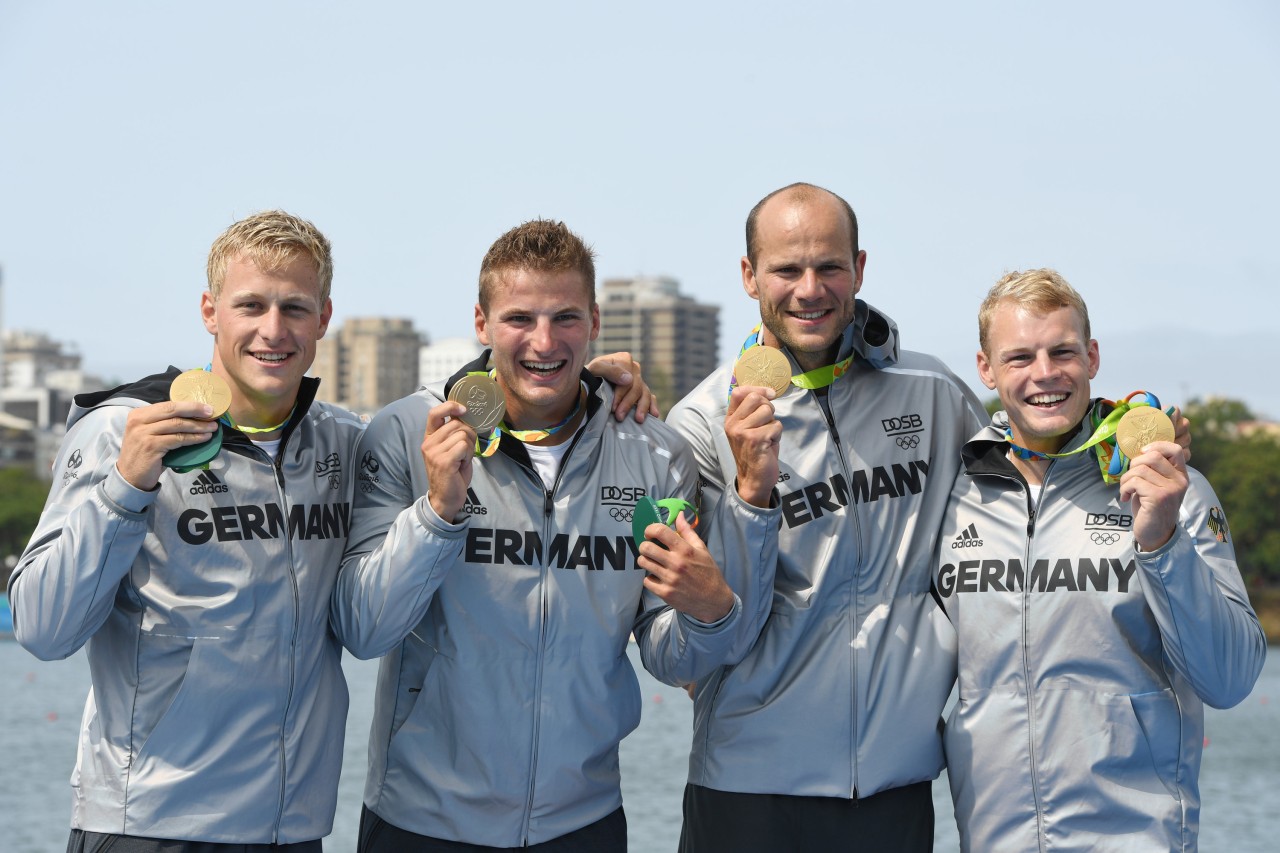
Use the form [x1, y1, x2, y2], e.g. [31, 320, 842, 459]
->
[2, 643, 1276, 852]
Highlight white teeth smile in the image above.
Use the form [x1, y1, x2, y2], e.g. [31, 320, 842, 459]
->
[1029, 393, 1067, 406]
[254, 353, 289, 363]
[523, 361, 564, 373]
[793, 311, 827, 320]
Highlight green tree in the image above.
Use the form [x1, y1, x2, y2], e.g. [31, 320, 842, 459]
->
[1182, 397, 1256, 473]
[1197, 433, 1280, 586]
[0, 466, 48, 587]
[1181, 398, 1278, 587]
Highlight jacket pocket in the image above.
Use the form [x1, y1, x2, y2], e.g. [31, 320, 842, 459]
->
[1127, 688, 1183, 798]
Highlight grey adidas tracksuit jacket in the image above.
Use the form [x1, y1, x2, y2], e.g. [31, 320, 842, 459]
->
[666, 302, 986, 800]
[8, 369, 365, 844]
[935, 410, 1266, 852]
[330, 361, 778, 847]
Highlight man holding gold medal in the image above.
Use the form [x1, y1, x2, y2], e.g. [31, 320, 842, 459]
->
[668, 183, 988, 851]
[331, 219, 778, 851]
[8, 211, 367, 851]
[934, 268, 1266, 851]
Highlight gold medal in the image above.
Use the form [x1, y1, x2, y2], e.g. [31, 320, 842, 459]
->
[170, 369, 232, 420]
[733, 347, 792, 396]
[448, 374, 505, 433]
[1115, 406, 1174, 459]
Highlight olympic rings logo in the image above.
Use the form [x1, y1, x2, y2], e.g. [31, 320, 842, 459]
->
[896, 435, 920, 449]
[1090, 531, 1121, 545]
[609, 507, 634, 522]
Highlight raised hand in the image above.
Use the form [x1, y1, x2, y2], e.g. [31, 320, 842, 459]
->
[116, 401, 218, 491]
[422, 400, 477, 522]
[725, 385, 782, 507]
[1120, 440, 1190, 551]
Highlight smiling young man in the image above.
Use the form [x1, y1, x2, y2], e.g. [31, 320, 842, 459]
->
[667, 183, 987, 852]
[331, 219, 777, 852]
[934, 268, 1266, 851]
[9, 211, 367, 852]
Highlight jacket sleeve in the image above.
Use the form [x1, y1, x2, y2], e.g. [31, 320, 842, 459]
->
[7, 407, 157, 660]
[633, 401, 780, 686]
[329, 402, 465, 660]
[1134, 468, 1266, 708]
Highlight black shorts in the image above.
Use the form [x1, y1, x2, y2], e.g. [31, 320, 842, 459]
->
[678, 781, 934, 853]
[66, 829, 322, 853]
[357, 805, 627, 852]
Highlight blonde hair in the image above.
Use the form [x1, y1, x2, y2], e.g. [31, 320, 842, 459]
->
[478, 219, 596, 312]
[206, 210, 333, 302]
[978, 268, 1090, 355]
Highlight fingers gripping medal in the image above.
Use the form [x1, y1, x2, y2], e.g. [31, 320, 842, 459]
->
[1115, 405, 1175, 460]
[631, 497, 699, 549]
[164, 369, 231, 472]
[732, 346, 792, 397]
[448, 374, 506, 433]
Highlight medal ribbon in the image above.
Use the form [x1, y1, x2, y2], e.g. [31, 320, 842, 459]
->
[471, 371, 585, 458]
[727, 324, 855, 401]
[220, 409, 294, 435]
[1003, 390, 1171, 484]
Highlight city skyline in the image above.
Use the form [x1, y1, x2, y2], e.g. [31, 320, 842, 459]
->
[2, 3, 1277, 418]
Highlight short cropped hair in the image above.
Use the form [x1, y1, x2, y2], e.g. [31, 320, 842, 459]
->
[978, 268, 1091, 356]
[206, 210, 333, 303]
[478, 219, 596, 312]
[745, 182, 859, 266]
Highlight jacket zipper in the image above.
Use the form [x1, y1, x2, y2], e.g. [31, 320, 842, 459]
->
[518, 425, 590, 846]
[817, 390, 863, 798]
[1020, 464, 1052, 853]
[269, 447, 301, 844]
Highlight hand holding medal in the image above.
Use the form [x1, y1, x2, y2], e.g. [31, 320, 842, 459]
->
[163, 369, 231, 473]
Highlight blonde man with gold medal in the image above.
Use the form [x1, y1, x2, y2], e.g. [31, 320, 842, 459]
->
[934, 268, 1265, 851]
[9, 211, 364, 853]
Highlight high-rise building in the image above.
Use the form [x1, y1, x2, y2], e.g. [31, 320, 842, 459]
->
[313, 317, 423, 414]
[1, 327, 106, 476]
[592, 276, 719, 413]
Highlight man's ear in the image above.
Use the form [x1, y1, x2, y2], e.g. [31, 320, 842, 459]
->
[976, 349, 997, 391]
[741, 257, 760, 300]
[201, 291, 218, 335]
[475, 303, 490, 346]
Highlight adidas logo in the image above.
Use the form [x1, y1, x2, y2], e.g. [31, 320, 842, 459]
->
[189, 470, 230, 495]
[461, 487, 487, 516]
[950, 523, 983, 549]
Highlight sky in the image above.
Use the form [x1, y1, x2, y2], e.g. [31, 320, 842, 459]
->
[2, 1, 1278, 417]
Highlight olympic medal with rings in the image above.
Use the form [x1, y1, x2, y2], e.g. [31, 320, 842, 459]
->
[1115, 406, 1175, 459]
[170, 369, 232, 420]
[448, 374, 506, 434]
[733, 346, 792, 396]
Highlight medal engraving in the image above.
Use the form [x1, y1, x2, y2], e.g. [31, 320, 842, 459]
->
[448, 375, 506, 433]
[1115, 406, 1175, 459]
[733, 347, 792, 396]
[170, 369, 232, 420]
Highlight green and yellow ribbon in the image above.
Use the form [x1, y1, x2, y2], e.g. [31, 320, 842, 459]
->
[727, 324, 854, 402]
[1003, 390, 1172, 484]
